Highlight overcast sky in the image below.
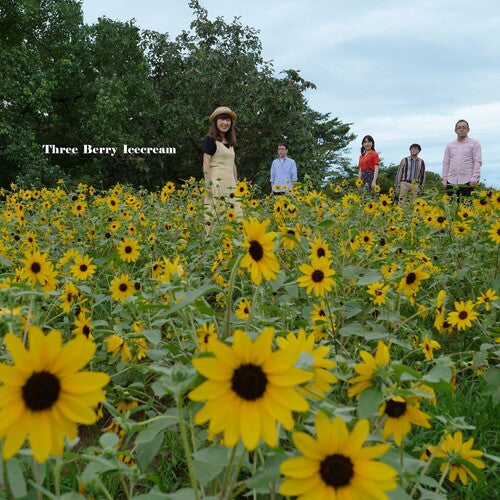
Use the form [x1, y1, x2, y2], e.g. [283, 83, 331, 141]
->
[82, 0, 500, 187]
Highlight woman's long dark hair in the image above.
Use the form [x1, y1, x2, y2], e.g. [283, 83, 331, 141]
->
[208, 114, 236, 146]
[360, 135, 375, 154]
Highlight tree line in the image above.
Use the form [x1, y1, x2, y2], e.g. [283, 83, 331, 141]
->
[0, 0, 360, 191]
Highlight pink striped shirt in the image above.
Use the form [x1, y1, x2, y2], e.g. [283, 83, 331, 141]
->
[442, 137, 482, 184]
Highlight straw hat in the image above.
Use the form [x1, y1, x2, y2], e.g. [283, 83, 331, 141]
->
[209, 106, 237, 123]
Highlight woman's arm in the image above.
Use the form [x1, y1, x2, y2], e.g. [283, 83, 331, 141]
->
[203, 153, 212, 185]
[233, 163, 238, 184]
[372, 164, 379, 187]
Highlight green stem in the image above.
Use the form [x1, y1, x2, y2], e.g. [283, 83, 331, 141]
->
[226, 448, 247, 500]
[219, 445, 237, 499]
[23, 295, 35, 345]
[247, 283, 260, 328]
[96, 477, 114, 500]
[176, 397, 199, 500]
[53, 458, 62, 497]
[223, 254, 243, 339]
[437, 462, 450, 489]
[32, 459, 42, 500]
[2, 458, 15, 500]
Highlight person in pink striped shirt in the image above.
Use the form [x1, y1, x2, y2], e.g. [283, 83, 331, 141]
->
[442, 119, 482, 197]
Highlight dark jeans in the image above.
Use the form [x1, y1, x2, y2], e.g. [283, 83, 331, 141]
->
[446, 183, 474, 198]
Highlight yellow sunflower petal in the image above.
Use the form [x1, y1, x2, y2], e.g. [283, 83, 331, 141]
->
[279, 456, 319, 478]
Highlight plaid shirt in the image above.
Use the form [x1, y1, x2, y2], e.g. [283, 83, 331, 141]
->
[395, 156, 426, 192]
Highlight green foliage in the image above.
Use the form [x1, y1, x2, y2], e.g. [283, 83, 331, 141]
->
[1, 0, 354, 190]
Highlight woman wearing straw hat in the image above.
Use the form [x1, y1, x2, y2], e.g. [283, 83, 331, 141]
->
[202, 106, 242, 228]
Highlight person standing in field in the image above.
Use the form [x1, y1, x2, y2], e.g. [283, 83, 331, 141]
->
[395, 143, 426, 205]
[270, 142, 297, 195]
[358, 135, 379, 191]
[202, 106, 241, 229]
[442, 119, 482, 197]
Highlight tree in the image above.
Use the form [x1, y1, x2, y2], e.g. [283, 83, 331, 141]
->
[1, 0, 355, 190]
[143, 0, 354, 190]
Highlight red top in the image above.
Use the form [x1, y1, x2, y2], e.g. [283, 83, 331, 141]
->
[358, 151, 380, 172]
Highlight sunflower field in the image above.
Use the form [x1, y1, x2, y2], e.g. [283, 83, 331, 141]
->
[0, 180, 498, 499]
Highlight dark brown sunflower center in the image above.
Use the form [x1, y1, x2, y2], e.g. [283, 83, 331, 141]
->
[83, 325, 91, 337]
[437, 216, 445, 223]
[244, 307, 249, 314]
[406, 272, 416, 285]
[319, 309, 326, 316]
[248, 241, 264, 262]
[231, 363, 267, 401]
[125, 246, 132, 253]
[31, 262, 41, 273]
[312, 270, 324, 282]
[319, 454, 354, 488]
[119, 283, 128, 292]
[80, 264, 88, 272]
[458, 311, 468, 320]
[385, 399, 407, 418]
[22, 371, 61, 411]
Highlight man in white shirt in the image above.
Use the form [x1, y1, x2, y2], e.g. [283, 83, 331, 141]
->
[270, 143, 297, 195]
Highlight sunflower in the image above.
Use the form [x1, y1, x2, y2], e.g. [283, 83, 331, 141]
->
[276, 330, 337, 399]
[240, 217, 280, 285]
[348, 341, 391, 398]
[71, 201, 87, 217]
[189, 327, 311, 450]
[281, 227, 298, 250]
[378, 194, 392, 212]
[447, 300, 478, 330]
[434, 431, 485, 485]
[279, 412, 397, 499]
[72, 312, 94, 340]
[476, 288, 499, 311]
[457, 206, 472, 220]
[341, 193, 360, 209]
[397, 264, 430, 297]
[105, 334, 132, 363]
[235, 298, 251, 320]
[196, 323, 218, 352]
[107, 195, 120, 211]
[59, 281, 80, 313]
[225, 208, 237, 222]
[358, 230, 376, 249]
[308, 236, 332, 260]
[117, 237, 140, 263]
[380, 395, 431, 446]
[419, 335, 441, 361]
[452, 221, 471, 238]
[367, 282, 390, 305]
[20, 250, 53, 286]
[0, 326, 109, 462]
[109, 274, 135, 301]
[70, 254, 96, 281]
[234, 181, 250, 197]
[310, 301, 336, 328]
[487, 221, 500, 244]
[472, 196, 490, 213]
[297, 257, 336, 297]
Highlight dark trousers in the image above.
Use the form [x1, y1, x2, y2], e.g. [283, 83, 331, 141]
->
[446, 183, 474, 198]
